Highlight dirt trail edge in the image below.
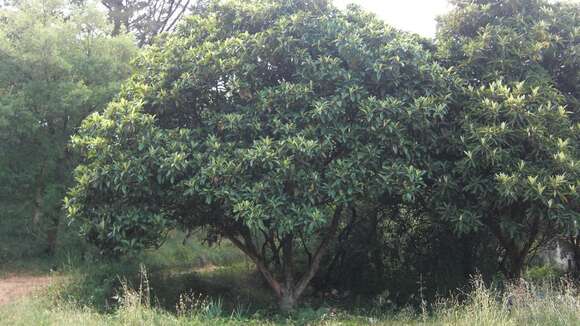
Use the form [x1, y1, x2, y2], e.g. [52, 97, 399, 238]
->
[0, 275, 52, 306]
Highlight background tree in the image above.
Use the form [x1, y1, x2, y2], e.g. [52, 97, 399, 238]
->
[65, 0, 455, 311]
[0, 0, 136, 259]
[100, 0, 192, 46]
[434, 0, 579, 279]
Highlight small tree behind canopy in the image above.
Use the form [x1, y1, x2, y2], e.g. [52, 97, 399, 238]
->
[66, 0, 455, 311]
[100, 0, 191, 46]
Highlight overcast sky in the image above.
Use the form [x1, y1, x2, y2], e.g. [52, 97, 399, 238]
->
[333, 0, 452, 38]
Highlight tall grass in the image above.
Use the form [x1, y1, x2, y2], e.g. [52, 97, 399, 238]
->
[1, 271, 579, 325]
[2, 232, 578, 325]
[39, 232, 250, 312]
[436, 276, 580, 326]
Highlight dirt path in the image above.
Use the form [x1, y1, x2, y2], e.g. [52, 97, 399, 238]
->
[0, 275, 52, 306]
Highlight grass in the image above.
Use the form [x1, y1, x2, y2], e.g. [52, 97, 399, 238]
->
[1, 233, 579, 325]
[434, 277, 580, 326]
[1, 275, 579, 325]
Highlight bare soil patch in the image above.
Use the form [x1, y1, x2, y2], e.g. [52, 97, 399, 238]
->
[0, 275, 52, 306]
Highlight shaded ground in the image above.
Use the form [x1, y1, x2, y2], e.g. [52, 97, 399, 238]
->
[0, 275, 52, 306]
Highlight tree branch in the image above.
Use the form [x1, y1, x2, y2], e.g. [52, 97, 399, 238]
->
[225, 231, 283, 298]
[293, 205, 343, 299]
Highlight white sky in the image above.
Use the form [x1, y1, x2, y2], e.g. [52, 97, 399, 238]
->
[333, 0, 452, 38]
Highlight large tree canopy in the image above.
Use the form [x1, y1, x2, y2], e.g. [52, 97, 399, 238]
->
[434, 0, 579, 279]
[66, 0, 456, 311]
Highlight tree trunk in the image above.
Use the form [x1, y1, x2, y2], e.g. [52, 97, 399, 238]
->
[461, 234, 475, 280]
[46, 215, 60, 256]
[487, 211, 539, 281]
[369, 207, 384, 281]
[278, 288, 296, 313]
[224, 206, 343, 312]
[32, 184, 44, 226]
[505, 252, 525, 280]
[569, 236, 580, 277]
[32, 167, 46, 226]
[103, 1, 125, 36]
[496, 240, 529, 281]
[112, 18, 122, 36]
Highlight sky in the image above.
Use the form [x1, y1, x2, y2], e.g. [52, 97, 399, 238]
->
[332, 0, 452, 38]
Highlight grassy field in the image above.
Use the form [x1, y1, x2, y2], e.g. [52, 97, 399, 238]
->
[1, 276, 579, 325]
[1, 235, 579, 325]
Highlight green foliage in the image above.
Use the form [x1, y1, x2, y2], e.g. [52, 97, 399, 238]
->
[525, 264, 564, 283]
[48, 233, 246, 311]
[438, 81, 578, 232]
[66, 0, 456, 309]
[0, 0, 136, 258]
[438, 0, 579, 108]
[322, 205, 498, 305]
[0, 0, 574, 317]
[434, 0, 580, 279]
[67, 0, 451, 249]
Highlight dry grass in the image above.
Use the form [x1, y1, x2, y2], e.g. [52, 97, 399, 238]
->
[0, 275, 53, 306]
[0, 272, 579, 325]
